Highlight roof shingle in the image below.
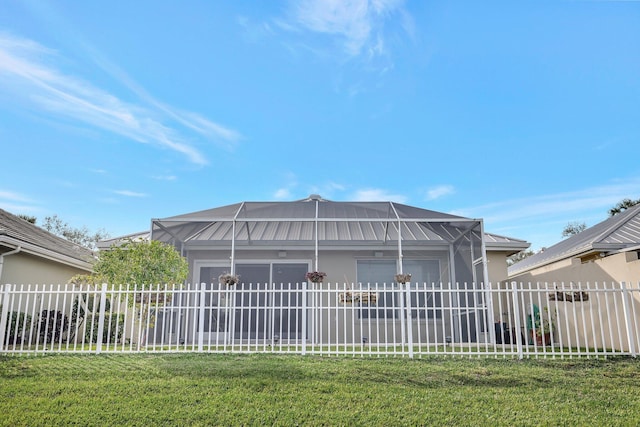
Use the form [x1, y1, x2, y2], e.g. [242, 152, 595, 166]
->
[0, 208, 94, 268]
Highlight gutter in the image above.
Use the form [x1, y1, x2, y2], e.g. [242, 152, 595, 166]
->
[0, 246, 21, 281]
[0, 236, 93, 272]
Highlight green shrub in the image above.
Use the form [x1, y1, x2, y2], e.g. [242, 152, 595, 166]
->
[0, 306, 33, 345]
[84, 312, 125, 344]
[38, 310, 69, 344]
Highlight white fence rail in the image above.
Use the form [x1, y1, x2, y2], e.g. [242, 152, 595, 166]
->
[1, 282, 638, 358]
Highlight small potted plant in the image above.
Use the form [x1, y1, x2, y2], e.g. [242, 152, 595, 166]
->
[219, 273, 239, 286]
[394, 273, 412, 284]
[305, 271, 327, 283]
[528, 305, 556, 346]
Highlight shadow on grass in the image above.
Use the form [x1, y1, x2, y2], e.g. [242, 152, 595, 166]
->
[2, 353, 638, 391]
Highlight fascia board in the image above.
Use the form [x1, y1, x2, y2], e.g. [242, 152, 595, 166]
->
[0, 236, 94, 272]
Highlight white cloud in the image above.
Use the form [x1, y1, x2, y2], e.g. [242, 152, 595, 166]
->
[274, 188, 292, 200]
[426, 185, 455, 201]
[307, 181, 347, 199]
[458, 179, 640, 225]
[352, 188, 407, 203]
[454, 178, 640, 249]
[0, 203, 38, 213]
[0, 190, 33, 203]
[237, 15, 276, 43]
[0, 33, 241, 165]
[152, 175, 177, 181]
[0, 190, 38, 214]
[113, 190, 148, 198]
[289, 0, 407, 57]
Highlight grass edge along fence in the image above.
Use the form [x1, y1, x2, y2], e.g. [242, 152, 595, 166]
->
[1, 281, 638, 358]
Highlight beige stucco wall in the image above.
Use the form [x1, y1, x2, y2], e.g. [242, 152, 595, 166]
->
[500, 285, 640, 352]
[486, 251, 511, 284]
[505, 252, 640, 351]
[1, 252, 92, 315]
[484, 251, 514, 324]
[509, 251, 640, 285]
[1, 252, 91, 286]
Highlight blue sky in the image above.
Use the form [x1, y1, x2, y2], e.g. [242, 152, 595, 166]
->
[1, 1, 639, 251]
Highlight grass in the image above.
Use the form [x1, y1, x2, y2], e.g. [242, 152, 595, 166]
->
[1, 354, 639, 426]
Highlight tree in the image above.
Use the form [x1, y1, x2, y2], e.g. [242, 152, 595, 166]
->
[507, 249, 535, 266]
[608, 198, 640, 217]
[74, 240, 188, 287]
[507, 247, 549, 266]
[70, 240, 188, 349]
[42, 214, 110, 251]
[17, 214, 36, 224]
[562, 221, 587, 238]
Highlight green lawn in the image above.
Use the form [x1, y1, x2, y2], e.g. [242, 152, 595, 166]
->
[1, 354, 639, 426]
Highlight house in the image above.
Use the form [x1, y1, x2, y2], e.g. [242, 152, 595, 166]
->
[100, 195, 529, 345]
[508, 203, 640, 284]
[0, 208, 94, 286]
[508, 204, 640, 352]
[101, 195, 529, 286]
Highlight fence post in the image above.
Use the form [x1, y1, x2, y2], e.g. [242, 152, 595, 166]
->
[0, 284, 12, 353]
[620, 282, 637, 358]
[198, 283, 205, 352]
[405, 284, 414, 359]
[301, 282, 308, 356]
[510, 281, 524, 359]
[96, 283, 108, 354]
[486, 282, 497, 344]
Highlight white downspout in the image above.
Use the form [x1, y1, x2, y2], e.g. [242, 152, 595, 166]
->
[0, 246, 22, 282]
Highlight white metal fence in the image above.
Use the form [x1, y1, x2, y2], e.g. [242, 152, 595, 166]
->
[1, 282, 638, 358]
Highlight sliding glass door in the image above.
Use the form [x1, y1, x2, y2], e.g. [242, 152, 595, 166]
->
[195, 262, 308, 341]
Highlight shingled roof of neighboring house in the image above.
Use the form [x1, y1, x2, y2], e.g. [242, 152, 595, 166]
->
[509, 203, 640, 276]
[0, 208, 94, 271]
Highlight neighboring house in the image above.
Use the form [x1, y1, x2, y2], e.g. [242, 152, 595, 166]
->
[100, 195, 529, 344]
[0, 208, 94, 286]
[508, 203, 640, 284]
[508, 205, 640, 352]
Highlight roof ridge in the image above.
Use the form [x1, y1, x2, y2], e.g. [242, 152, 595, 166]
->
[509, 204, 640, 276]
[591, 203, 640, 244]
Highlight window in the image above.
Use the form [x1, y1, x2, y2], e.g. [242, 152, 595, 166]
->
[405, 259, 441, 319]
[356, 259, 442, 319]
[356, 260, 396, 319]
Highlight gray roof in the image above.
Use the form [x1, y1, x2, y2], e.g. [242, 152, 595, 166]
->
[509, 203, 640, 276]
[143, 196, 529, 252]
[484, 232, 530, 253]
[0, 208, 94, 270]
[153, 197, 476, 245]
[100, 229, 528, 253]
[97, 230, 150, 250]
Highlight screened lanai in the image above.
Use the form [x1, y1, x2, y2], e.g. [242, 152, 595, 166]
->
[150, 195, 489, 286]
[144, 196, 495, 346]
